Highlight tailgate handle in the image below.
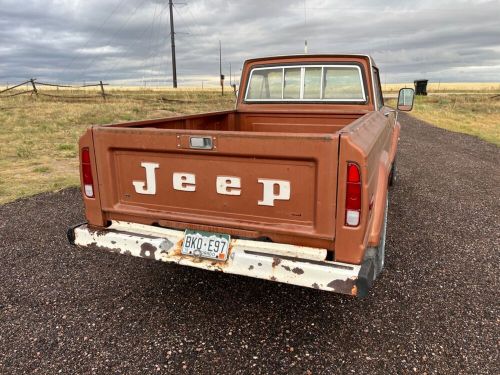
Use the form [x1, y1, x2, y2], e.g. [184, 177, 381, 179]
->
[189, 136, 213, 150]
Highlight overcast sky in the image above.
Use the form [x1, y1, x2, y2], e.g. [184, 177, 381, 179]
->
[0, 0, 499, 86]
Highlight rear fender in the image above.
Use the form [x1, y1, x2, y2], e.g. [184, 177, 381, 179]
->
[367, 153, 390, 247]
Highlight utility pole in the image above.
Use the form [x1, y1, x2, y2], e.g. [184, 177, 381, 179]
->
[219, 40, 224, 96]
[169, 0, 178, 88]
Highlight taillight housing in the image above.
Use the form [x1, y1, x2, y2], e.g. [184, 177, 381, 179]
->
[345, 162, 361, 227]
[81, 148, 94, 198]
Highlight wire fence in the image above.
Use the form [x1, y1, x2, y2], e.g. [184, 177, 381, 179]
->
[0, 78, 223, 104]
[0, 79, 109, 101]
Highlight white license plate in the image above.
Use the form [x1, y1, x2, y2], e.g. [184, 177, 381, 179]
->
[181, 229, 231, 261]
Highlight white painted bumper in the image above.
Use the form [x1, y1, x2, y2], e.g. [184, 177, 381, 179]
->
[69, 221, 365, 296]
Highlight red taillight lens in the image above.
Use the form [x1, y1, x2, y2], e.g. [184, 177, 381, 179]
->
[346, 183, 361, 210]
[345, 163, 361, 227]
[347, 163, 360, 183]
[81, 148, 94, 198]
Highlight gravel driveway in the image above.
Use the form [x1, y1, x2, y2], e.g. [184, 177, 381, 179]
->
[0, 114, 498, 374]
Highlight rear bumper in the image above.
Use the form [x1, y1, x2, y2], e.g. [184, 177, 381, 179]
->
[68, 221, 372, 297]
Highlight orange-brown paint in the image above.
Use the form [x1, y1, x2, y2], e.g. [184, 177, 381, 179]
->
[78, 54, 399, 267]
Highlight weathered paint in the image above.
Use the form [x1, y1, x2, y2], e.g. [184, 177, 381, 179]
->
[72, 221, 362, 296]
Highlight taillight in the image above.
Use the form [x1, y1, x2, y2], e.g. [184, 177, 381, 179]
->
[81, 148, 94, 198]
[345, 163, 361, 226]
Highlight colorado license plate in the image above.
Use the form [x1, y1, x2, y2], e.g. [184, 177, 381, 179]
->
[181, 229, 231, 261]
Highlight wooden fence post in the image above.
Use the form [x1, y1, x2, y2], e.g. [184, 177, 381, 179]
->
[30, 78, 38, 96]
[99, 81, 106, 101]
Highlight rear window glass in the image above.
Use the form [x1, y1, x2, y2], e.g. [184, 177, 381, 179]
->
[303, 67, 322, 99]
[245, 65, 365, 102]
[246, 68, 282, 100]
[283, 68, 301, 99]
[323, 67, 365, 100]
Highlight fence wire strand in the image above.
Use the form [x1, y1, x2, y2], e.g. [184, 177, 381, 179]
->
[1, 79, 109, 101]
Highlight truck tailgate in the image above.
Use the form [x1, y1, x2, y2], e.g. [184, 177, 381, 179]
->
[91, 127, 339, 247]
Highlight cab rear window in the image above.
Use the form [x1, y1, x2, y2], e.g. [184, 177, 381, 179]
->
[245, 65, 366, 102]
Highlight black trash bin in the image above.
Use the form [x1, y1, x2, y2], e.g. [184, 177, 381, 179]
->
[414, 79, 428, 96]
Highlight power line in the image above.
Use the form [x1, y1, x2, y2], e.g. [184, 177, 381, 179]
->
[78, 0, 151, 79]
[60, 0, 130, 76]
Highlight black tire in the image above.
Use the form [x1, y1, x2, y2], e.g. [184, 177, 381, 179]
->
[363, 196, 388, 279]
[389, 158, 397, 187]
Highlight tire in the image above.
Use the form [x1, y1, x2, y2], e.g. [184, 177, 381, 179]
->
[364, 195, 388, 279]
[389, 158, 397, 187]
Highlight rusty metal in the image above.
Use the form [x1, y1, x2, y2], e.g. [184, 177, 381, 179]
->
[71, 221, 362, 296]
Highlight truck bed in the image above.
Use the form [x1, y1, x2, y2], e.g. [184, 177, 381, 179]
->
[83, 110, 369, 251]
[108, 110, 368, 134]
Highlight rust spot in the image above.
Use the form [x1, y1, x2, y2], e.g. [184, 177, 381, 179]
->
[272, 257, 281, 268]
[281, 265, 291, 272]
[140, 243, 157, 259]
[248, 265, 254, 271]
[94, 244, 121, 254]
[270, 276, 277, 281]
[123, 250, 132, 256]
[87, 227, 108, 237]
[172, 239, 184, 256]
[327, 278, 356, 295]
[312, 283, 320, 289]
[292, 267, 304, 275]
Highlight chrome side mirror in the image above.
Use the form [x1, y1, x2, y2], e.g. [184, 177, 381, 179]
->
[397, 88, 415, 111]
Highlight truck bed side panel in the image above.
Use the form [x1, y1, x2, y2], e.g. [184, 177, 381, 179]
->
[335, 111, 396, 264]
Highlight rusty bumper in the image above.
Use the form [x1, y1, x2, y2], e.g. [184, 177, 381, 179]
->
[68, 221, 372, 297]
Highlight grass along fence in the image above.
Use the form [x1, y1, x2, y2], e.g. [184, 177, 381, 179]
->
[0, 79, 110, 101]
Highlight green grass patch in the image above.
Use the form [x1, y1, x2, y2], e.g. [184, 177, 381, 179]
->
[32, 166, 51, 173]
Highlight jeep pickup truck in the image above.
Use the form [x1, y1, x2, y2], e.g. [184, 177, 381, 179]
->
[68, 54, 414, 297]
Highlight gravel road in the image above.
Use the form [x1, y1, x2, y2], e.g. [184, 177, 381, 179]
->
[0, 114, 498, 374]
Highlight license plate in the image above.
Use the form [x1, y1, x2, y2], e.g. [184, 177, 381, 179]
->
[181, 229, 231, 261]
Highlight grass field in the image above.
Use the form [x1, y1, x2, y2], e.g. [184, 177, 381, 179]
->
[394, 94, 500, 146]
[0, 90, 234, 204]
[0, 86, 498, 204]
[383, 82, 500, 93]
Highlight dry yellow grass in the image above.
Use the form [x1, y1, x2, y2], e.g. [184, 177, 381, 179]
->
[383, 82, 500, 93]
[386, 94, 500, 146]
[0, 90, 234, 204]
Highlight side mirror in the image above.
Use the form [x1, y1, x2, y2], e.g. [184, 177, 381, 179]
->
[397, 88, 415, 111]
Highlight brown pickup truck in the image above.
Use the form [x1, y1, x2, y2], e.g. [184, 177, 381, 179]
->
[68, 54, 414, 297]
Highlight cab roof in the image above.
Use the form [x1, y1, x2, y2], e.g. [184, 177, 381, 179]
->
[243, 54, 377, 68]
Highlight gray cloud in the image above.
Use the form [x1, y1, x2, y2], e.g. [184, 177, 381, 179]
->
[0, 0, 499, 85]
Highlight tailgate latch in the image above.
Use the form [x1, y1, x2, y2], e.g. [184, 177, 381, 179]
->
[189, 136, 213, 150]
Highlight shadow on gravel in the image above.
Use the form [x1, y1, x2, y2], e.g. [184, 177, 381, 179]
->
[0, 114, 498, 374]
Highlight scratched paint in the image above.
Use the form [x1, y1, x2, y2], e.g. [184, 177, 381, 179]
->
[72, 221, 363, 296]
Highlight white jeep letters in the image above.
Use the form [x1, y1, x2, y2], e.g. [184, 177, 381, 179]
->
[132, 162, 159, 195]
[132, 163, 291, 206]
[173, 173, 196, 192]
[216, 176, 241, 196]
[257, 179, 291, 206]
